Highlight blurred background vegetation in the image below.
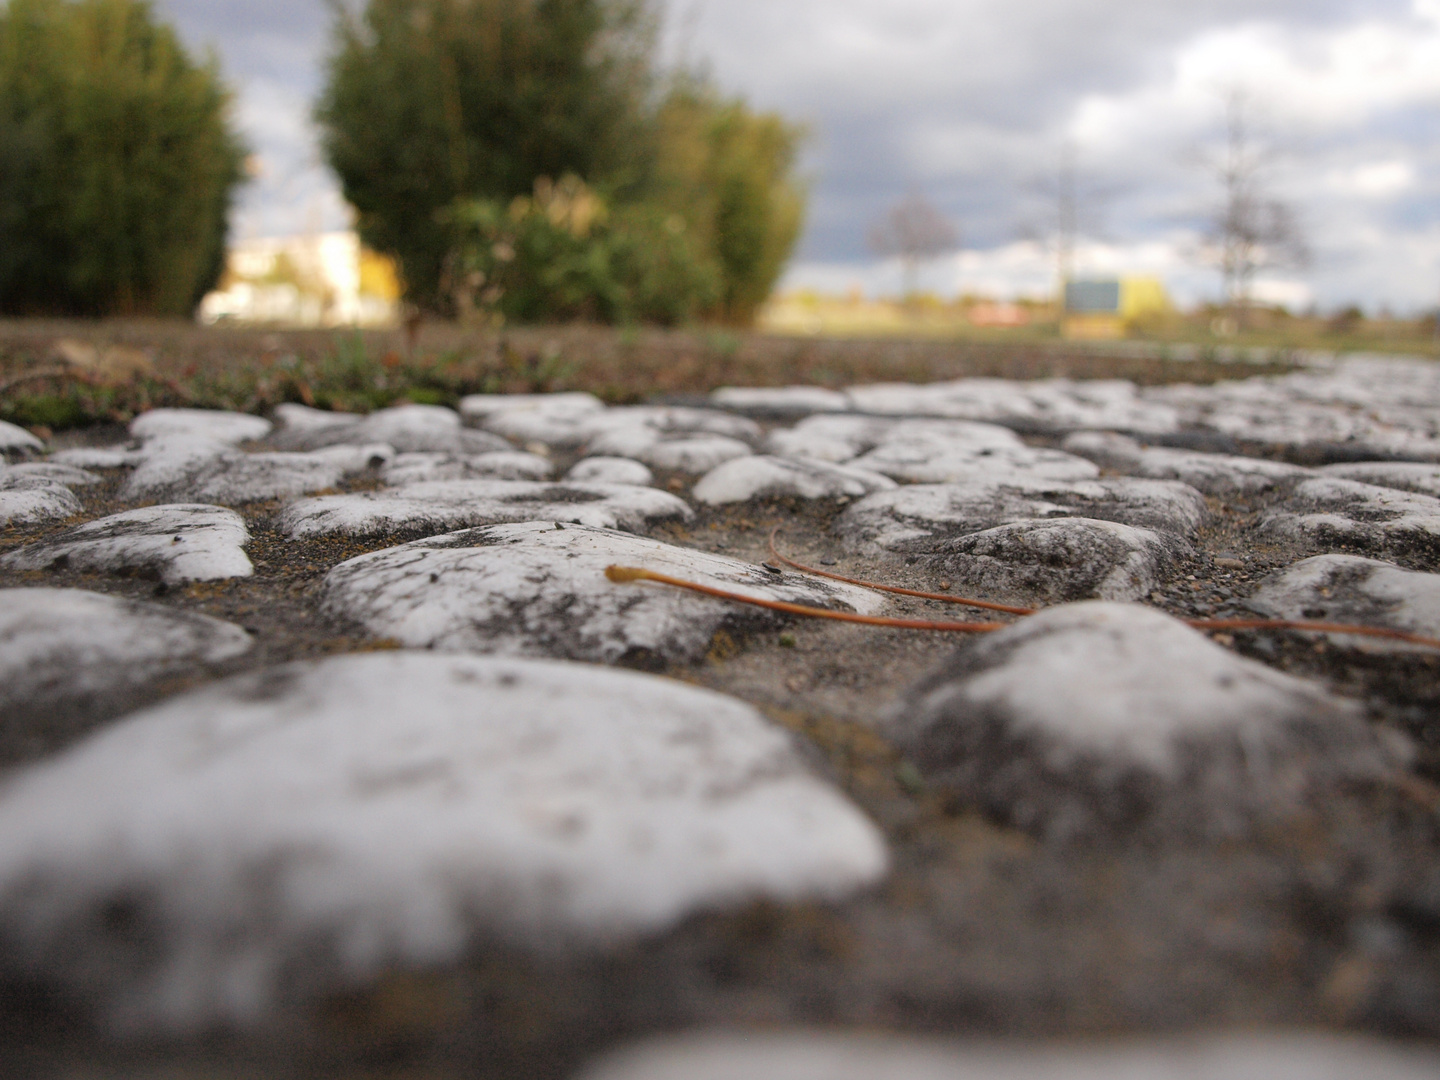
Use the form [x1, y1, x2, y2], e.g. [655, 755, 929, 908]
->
[315, 0, 806, 325]
[0, 0, 245, 318]
[0, 0, 806, 328]
[0, 0, 1434, 437]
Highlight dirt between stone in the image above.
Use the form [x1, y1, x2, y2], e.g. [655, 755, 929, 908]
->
[2, 422, 1439, 1080]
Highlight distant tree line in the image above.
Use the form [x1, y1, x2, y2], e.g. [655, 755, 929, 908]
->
[317, 0, 805, 325]
[0, 0, 245, 317]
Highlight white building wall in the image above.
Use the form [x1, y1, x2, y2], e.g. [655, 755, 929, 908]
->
[198, 231, 397, 328]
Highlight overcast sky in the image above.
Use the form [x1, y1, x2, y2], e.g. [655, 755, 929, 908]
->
[155, 0, 1440, 312]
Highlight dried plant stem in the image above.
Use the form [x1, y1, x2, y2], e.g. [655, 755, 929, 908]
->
[767, 528, 1036, 615]
[0, 366, 194, 402]
[1388, 770, 1440, 811]
[684, 531, 1440, 652]
[0, 367, 81, 395]
[604, 565, 1007, 632]
[1182, 617, 1440, 650]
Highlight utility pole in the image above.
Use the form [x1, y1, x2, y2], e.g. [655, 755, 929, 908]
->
[1206, 90, 1309, 327]
[1054, 141, 1078, 297]
[1021, 142, 1104, 315]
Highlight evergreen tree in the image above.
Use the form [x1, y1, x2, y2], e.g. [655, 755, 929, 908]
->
[653, 83, 805, 324]
[0, 0, 246, 316]
[317, 0, 654, 310]
[318, 0, 806, 324]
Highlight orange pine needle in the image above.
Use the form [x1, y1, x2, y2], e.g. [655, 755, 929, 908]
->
[611, 531, 1440, 652]
[1184, 616, 1440, 650]
[604, 565, 1007, 633]
[767, 528, 1037, 615]
[766, 528, 1440, 650]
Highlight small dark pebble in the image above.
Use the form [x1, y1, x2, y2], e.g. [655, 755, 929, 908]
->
[820, 558, 837, 566]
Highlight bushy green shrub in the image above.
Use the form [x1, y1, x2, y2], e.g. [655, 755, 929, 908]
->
[316, 0, 806, 325]
[0, 0, 246, 316]
[446, 174, 721, 326]
[605, 201, 726, 325]
[316, 0, 654, 310]
[649, 80, 806, 324]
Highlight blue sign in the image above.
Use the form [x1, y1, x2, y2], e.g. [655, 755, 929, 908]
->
[1065, 279, 1121, 313]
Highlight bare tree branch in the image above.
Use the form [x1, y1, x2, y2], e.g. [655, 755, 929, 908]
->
[1203, 90, 1310, 319]
[867, 191, 960, 297]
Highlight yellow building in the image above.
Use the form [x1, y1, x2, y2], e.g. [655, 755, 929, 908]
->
[1062, 277, 1171, 339]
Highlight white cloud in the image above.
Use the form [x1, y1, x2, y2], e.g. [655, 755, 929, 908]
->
[1327, 160, 1416, 199]
[950, 243, 1057, 301]
[1069, 9, 1440, 143]
[1250, 278, 1315, 308]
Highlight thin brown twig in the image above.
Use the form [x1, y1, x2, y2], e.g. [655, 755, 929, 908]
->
[158, 375, 197, 403]
[604, 565, 1007, 632]
[0, 367, 81, 396]
[1183, 617, 1440, 650]
[0, 366, 195, 405]
[1387, 770, 1440, 811]
[608, 551, 1440, 812]
[767, 528, 1440, 651]
[767, 527, 1037, 615]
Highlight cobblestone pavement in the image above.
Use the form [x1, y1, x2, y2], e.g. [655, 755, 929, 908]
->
[2, 354, 1439, 1078]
